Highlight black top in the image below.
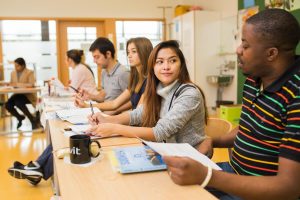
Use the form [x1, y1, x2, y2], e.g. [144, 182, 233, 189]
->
[130, 79, 147, 109]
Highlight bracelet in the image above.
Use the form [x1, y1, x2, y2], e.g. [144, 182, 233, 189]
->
[200, 165, 212, 188]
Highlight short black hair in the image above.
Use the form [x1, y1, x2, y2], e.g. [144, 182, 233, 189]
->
[14, 57, 26, 67]
[89, 37, 115, 59]
[246, 8, 300, 52]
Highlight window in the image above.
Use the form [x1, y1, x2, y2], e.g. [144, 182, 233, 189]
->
[1, 20, 57, 86]
[116, 21, 163, 67]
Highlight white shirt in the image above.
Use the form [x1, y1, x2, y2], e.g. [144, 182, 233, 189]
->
[69, 63, 97, 95]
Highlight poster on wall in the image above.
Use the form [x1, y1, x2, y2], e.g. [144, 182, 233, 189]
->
[265, 0, 300, 11]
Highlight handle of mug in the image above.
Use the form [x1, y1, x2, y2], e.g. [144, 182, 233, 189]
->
[90, 140, 101, 158]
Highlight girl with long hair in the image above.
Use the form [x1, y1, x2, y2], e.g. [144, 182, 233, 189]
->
[75, 37, 153, 113]
[87, 40, 208, 148]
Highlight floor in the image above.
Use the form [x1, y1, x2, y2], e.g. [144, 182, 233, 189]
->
[0, 117, 53, 200]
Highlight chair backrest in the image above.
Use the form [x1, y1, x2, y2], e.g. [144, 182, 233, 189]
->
[205, 117, 232, 139]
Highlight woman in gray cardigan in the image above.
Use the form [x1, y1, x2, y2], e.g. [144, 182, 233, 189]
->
[88, 40, 208, 148]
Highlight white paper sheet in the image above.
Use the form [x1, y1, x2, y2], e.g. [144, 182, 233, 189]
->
[142, 140, 221, 170]
[66, 116, 88, 124]
[56, 107, 100, 121]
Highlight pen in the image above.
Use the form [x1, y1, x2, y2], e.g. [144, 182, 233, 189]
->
[90, 101, 99, 125]
[69, 85, 79, 93]
[90, 101, 94, 115]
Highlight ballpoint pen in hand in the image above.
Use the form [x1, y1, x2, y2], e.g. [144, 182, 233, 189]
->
[90, 101, 94, 115]
[69, 85, 79, 93]
[90, 101, 98, 125]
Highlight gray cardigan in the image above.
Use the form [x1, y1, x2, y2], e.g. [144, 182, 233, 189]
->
[129, 81, 206, 147]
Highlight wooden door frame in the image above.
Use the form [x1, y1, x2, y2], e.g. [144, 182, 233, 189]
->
[56, 20, 108, 87]
[0, 31, 3, 81]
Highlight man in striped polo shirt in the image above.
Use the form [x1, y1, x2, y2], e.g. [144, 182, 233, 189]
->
[163, 9, 300, 200]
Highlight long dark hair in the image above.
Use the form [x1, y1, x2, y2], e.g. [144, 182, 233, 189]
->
[126, 37, 153, 94]
[67, 49, 94, 77]
[142, 40, 208, 127]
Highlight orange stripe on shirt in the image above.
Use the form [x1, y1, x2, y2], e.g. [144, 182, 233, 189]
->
[232, 154, 278, 173]
[287, 117, 300, 121]
[276, 92, 289, 104]
[280, 144, 300, 152]
[239, 130, 280, 149]
[243, 105, 284, 130]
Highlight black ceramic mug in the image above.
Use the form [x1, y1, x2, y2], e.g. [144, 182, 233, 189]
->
[69, 135, 101, 164]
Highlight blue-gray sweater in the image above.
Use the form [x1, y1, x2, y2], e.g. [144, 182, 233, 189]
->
[129, 81, 206, 147]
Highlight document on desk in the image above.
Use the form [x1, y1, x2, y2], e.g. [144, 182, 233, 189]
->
[142, 140, 221, 170]
[56, 107, 100, 124]
[46, 101, 76, 110]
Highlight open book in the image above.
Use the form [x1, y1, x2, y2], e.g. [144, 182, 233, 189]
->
[142, 140, 221, 170]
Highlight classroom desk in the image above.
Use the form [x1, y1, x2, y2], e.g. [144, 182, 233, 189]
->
[0, 87, 41, 94]
[0, 87, 42, 134]
[48, 119, 217, 200]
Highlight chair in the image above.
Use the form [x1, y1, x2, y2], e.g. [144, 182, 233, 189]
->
[205, 117, 232, 139]
[204, 117, 232, 162]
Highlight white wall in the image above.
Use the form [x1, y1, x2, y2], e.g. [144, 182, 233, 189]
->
[0, 0, 200, 26]
[0, 0, 237, 25]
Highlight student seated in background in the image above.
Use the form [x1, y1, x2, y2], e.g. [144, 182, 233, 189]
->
[77, 37, 129, 104]
[4, 57, 39, 130]
[66, 49, 98, 95]
[87, 40, 208, 149]
[75, 37, 153, 114]
[163, 9, 300, 200]
[7, 37, 129, 186]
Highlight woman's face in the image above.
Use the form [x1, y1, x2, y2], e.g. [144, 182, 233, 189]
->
[65, 56, 74, 68]
[14, 62, 24, 72]
[154, 48, 181, 87]
[127, 43, 141, 68]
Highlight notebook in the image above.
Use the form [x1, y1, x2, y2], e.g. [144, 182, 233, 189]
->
[113, 146, 167, 174]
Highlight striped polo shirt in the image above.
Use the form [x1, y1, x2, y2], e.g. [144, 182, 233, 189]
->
[231, 56, 300, 176]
